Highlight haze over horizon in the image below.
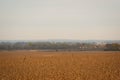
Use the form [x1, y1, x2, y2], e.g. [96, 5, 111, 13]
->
[0, 0, 120, 40]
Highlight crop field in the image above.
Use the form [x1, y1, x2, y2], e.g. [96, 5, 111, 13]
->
[0, 51, 120, 80]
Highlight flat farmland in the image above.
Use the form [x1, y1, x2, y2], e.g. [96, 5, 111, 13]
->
[0, 51, 120, 80]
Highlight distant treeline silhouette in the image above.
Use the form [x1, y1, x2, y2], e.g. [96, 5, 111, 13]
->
[0, 42, 120, 51]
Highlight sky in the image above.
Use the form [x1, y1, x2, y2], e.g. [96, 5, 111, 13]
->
[0, 0, 120, 40]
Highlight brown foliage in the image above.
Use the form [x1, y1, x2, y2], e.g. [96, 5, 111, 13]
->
[0, 51, 120, 80]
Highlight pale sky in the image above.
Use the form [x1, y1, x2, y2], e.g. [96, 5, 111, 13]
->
[0, 0, 120, 40]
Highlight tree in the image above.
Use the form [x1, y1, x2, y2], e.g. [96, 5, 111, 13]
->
[105, 43, 120, 51]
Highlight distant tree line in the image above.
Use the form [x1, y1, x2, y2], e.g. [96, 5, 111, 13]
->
[0, 42, 120, 51]
[104, 43, 120, 51]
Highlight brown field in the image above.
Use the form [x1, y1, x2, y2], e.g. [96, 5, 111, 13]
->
[0, 51, 120, 80]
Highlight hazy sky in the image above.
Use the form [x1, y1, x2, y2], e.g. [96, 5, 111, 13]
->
[0, 0, 120, 40]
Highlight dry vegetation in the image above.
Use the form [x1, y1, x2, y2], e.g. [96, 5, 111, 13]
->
[0, 51, 120, 80]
